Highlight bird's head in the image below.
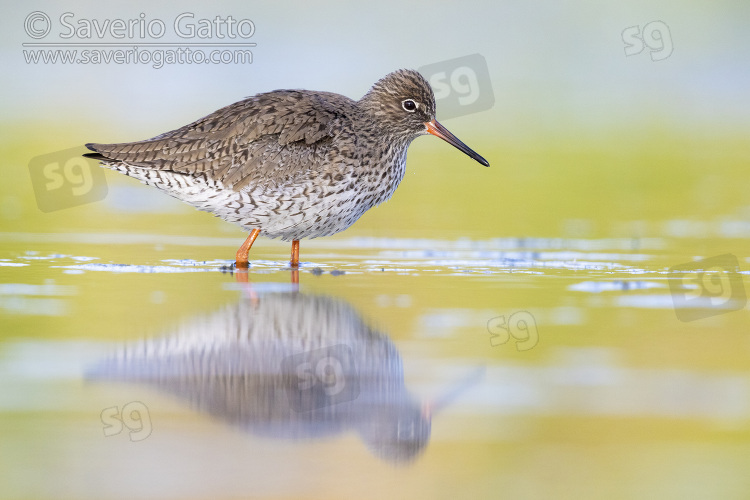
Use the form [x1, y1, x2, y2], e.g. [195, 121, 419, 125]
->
[360, 69, 489, 167]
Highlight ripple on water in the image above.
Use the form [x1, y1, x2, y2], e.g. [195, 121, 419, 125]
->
[0, 235, 671, 276]
[568, 281, 666, 293]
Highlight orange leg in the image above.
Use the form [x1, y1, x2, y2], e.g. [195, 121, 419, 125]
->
[235, 229, 261, 268]
[290, 240, 300, 268]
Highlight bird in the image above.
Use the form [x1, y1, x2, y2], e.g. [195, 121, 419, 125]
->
[84, 69, 489, 268]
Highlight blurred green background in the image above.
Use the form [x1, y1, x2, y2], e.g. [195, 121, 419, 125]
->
[2, 1, 748, 245]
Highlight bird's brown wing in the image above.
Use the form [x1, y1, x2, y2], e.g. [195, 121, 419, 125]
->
[85, 90, 354, 191]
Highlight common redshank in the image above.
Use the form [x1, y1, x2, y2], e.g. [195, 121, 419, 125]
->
[84, 69, 489, 268]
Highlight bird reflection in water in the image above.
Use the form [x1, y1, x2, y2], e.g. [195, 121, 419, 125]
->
[91, 287, 472, 464]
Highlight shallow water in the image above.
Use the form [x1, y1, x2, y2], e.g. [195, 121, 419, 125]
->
[1, 231, 749, 499]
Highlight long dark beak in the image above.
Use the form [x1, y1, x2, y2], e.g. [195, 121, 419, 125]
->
[424, 119, 490, 167]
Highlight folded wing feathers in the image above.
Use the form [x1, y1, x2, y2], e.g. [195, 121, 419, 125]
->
[87, 91, 349, 190]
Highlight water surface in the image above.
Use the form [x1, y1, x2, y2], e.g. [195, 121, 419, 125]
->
[1, 231, 749, 499]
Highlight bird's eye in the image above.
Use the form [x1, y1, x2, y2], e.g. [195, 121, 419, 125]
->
[402, 99, 418, 112]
